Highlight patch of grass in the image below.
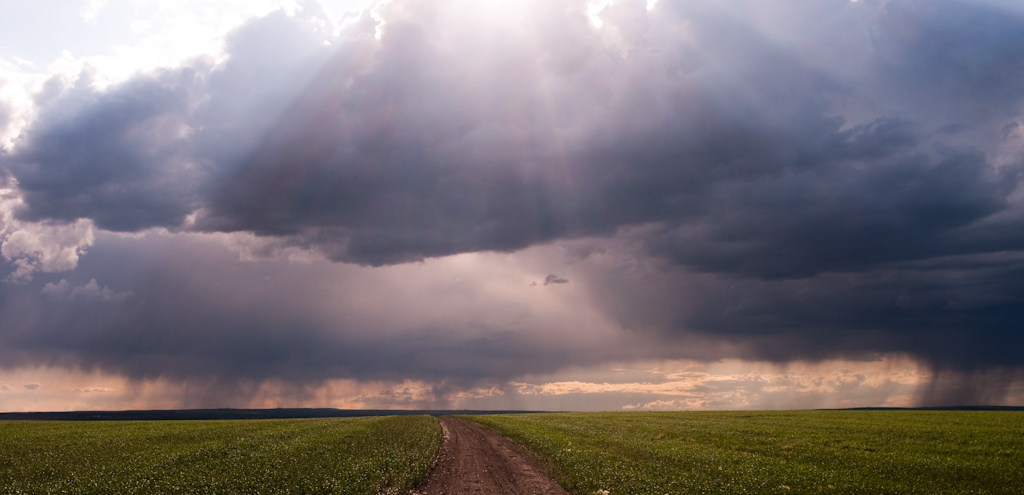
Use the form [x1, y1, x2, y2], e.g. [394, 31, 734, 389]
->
[464, 410, 1024, 495]
[0, 415, 442, 495]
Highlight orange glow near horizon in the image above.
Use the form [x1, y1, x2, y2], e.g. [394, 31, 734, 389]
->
[4, 355, 1020, 413]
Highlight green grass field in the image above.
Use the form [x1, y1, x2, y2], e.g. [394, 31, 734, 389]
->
[0, 415, 441, 495]
[465, 410, 1024, 495]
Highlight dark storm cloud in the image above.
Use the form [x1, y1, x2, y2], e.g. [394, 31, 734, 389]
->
[872, 0, 1024, 117]
[2, 7, 337, 232]
[193, 0, 1024, 277]
[0, 0, 1023, 397]
[0, 233, 635, 400]
[191, 6, 338, 175]
[5, 67, 202, 230]
[576, 247, 1024, 366]
[643, 130, 1020, 278]
[8, 0, 1022, 271]
[201, 0, 849, 265]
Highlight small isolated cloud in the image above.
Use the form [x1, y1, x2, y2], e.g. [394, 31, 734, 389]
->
[72, 387, 113, 393]
[0, 383, 9, 391]
[41, 279, 132, 302]
[452, 386, 505, 401]
[544, 274, 569, 285]
[22, 383, 40, 390]
[350, 380, 440, 409]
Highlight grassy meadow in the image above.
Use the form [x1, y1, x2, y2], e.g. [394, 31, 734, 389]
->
[0, 415, 441, 495]
[465, 410, 1024, 495]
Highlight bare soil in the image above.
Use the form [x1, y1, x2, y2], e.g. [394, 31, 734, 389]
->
[412, 417, 571, 495]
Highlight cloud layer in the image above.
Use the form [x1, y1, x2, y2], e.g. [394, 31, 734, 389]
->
[1, 0, 1023, 407]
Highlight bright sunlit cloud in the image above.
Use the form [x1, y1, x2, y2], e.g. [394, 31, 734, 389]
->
[588, 0, 614, 27]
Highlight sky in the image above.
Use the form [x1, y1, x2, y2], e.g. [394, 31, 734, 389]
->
[1, 0, 1024, 412]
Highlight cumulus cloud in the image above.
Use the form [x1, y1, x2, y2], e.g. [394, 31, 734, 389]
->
[0, 99, 11, 140]
[41, 279, 131, 302]
[0, 182, 95, 281]
[5, 66, 204, 231]
[193, 0, 1024, 277]
[2, 0, 1016, 280]
[2, 6, 337, 233]
[0, 221, 95, 282]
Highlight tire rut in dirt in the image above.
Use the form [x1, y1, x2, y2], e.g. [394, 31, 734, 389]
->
[413, 417, 570, 495]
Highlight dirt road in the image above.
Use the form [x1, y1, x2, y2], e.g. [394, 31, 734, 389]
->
[413, 417, 571, 495]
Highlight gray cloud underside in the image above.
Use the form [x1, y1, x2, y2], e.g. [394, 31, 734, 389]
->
[2, 0, 1024, 396]
[0, 233, 641, 391]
